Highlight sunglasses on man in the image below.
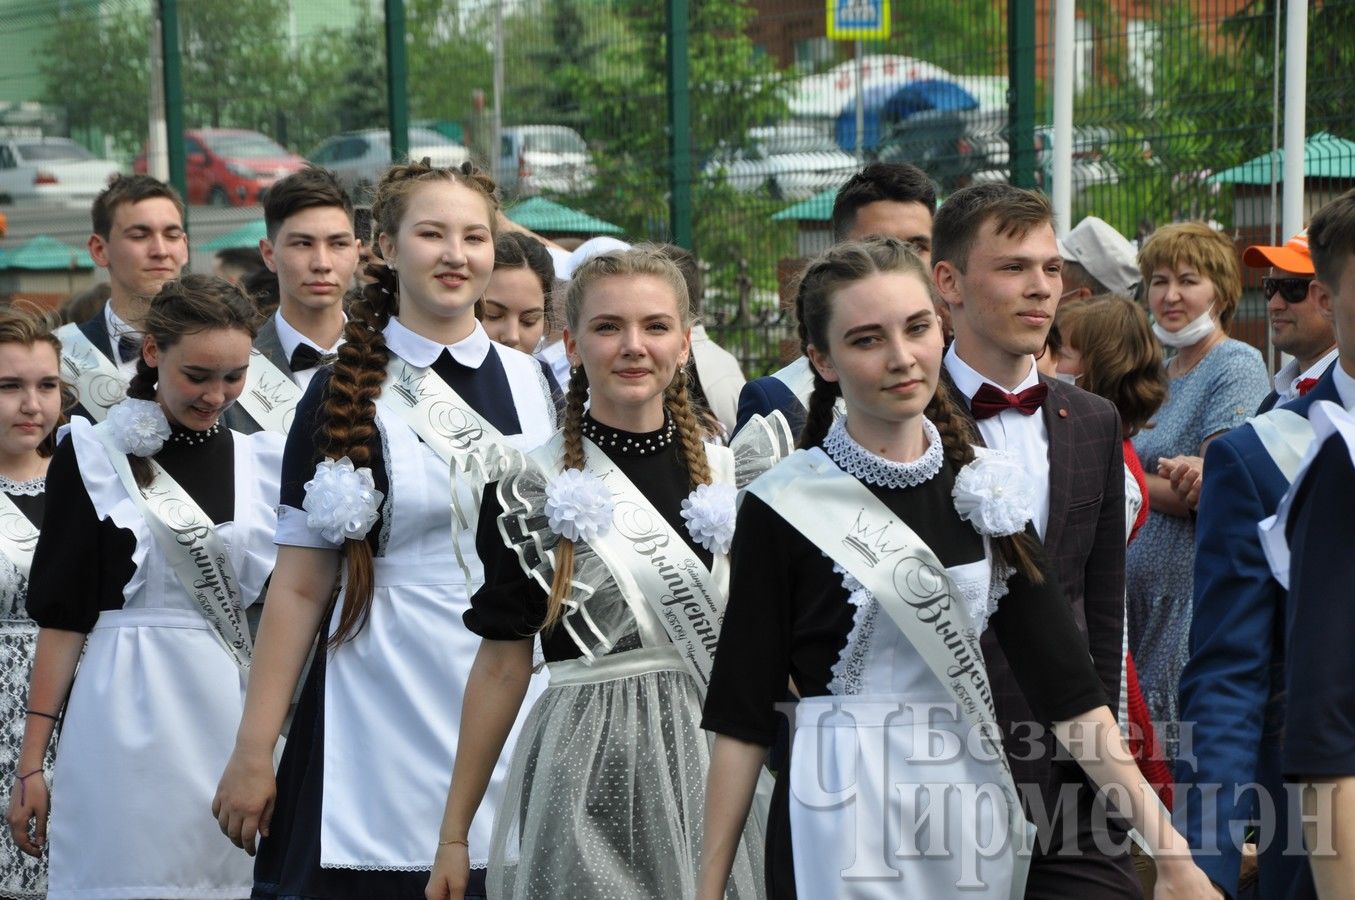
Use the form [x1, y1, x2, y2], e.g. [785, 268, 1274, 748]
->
[1263, 275, 1312, 303]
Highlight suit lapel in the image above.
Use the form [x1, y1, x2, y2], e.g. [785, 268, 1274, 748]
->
[1041, 376, 1073, 556]
[254, 316, 292, 375]
[78, 313, 115, 361]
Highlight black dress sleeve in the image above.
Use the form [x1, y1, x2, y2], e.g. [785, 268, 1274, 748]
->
[702, 493, 797, 746]
[989, 540, 1109, 724]
[26, 437, 135, 632]
[463, 482, 548, 642]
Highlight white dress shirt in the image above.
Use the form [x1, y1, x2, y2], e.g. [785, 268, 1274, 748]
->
[1273, 346, 1339, 405]
[385, 315, 493, 368]
[944, 343, 1051, 538]
[274, 310, 345, 393]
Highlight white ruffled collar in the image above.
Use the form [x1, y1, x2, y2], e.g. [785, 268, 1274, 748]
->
[383, 316, 492, 369]
[822, 417, 944, 490]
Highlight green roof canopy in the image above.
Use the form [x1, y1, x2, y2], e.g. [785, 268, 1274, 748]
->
[770, 189, 836, 222]
[0, 235, 94, 270]
[1209, 132, 1355, 185]
[199, 220, 267, 251]
[505, 196, 623, 235]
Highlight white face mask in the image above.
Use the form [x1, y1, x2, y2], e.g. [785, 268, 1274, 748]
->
[1152, 304, 1217, 349]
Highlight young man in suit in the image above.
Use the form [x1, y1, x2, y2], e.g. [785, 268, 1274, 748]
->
[1179, 189, 1355, 900]
[226, 166, 357, 433]
[61, 175, 188, 419]
[932, 183, 1137, 896]
[733, 162, 936, 438]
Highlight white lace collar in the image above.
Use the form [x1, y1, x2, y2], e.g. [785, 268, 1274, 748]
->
[0, 474, 44, 496]
[822, 417, 943, 489]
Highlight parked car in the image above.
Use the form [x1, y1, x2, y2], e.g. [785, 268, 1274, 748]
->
[134, 128, 307, 206]
[309, 128, 470, 200]
[873, 109, 1001, 192]
[704, 125, 858, 200]
[0, 137, 121, 203]
[497, 125, 594, 197]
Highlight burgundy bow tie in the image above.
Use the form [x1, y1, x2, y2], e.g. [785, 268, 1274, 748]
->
[1296, 377, 1319, 397]
[969, 381, 1049, 420]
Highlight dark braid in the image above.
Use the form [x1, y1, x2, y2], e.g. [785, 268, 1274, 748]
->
[666, 367, 712, 488]
[320, 159, 499, 648]
[798, 367, 841, 450]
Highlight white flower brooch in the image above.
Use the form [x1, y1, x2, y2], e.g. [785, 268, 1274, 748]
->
[303, 457, 385, 544]
[680, 482, 738, 555]
[107, 398, 172, 457]
[952, 448, 1036, 537]
[544, 468, 614, 542]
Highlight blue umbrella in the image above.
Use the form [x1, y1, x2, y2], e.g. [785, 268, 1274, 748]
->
[835, 79, 980, 153]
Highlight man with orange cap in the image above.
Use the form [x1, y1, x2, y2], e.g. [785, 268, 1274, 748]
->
[1247, 230, 1337, 413]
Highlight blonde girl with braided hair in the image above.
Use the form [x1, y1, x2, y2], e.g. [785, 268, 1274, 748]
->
[698, 237, 1216, 899]
[427, 247, 782, 900]
[212, 160, 555, 900]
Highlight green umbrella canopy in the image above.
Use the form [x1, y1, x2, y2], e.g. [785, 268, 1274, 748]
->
[505, 196, 623, 235]
[771, 189, 836, 222]
[0, 234, 94, 270]
[199, 220, 267, 251]
[1208, 132, 1355, 185]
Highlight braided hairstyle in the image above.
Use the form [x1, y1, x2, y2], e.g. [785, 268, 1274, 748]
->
[794, 237, 1043, 584]
[124, 274, 259, 487]
[319, 159, 499, 647]
[543, 246, 709, 629]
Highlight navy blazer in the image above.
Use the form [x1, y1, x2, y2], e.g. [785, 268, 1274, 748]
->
[733, 372, 807, 441]
[1176, 368, 1339, 899]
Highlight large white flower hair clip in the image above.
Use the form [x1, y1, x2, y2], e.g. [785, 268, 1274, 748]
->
[680, 482, 737, 555]
[303, 457, 385, 544]
[545, 468, 614, 542]
[107, 398, 172, 457]
[952, 447, 1036, 537]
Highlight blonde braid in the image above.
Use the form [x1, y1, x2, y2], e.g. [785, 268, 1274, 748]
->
[544, 365, 590, 630]
[666, 367, 712, 488]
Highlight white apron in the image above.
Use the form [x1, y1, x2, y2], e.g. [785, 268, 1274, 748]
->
[318, 397, 551, 872]
[47, 422, 281, 900]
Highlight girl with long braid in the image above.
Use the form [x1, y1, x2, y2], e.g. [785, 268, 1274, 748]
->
[212, 161, 554, 900]
[697, 238, 1215, 898]
[426, 248, 786, 899]
[12, 275, 280, 899]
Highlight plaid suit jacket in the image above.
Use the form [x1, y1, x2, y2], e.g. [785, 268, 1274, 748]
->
[946, 368, 1127, 802]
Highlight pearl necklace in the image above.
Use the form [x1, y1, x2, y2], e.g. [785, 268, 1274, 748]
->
[167, 421, 223, 446]
[580, 414, 677, 457]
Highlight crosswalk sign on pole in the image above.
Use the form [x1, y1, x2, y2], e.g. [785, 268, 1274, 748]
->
[826, 0, 890, 40]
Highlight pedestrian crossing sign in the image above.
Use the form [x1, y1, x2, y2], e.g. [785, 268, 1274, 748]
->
[827, 0, 890, 40]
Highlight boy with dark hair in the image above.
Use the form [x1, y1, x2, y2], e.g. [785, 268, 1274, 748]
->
[227, 165, 357, 434]
[734, 162, 938, 437]
[57, 174, 188, 420]
[932, 182, 1139, 897]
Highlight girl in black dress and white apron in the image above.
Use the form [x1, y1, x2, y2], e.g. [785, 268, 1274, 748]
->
[697, 238, 1218, 899]
[12, 276, 281, 899]
[212, 161, 554, 900]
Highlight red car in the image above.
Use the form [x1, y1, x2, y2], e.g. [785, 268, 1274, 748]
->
[134, 128, 306, 206]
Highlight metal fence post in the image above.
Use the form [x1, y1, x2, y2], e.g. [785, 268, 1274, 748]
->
[159, 0, 186, 208]
[667, 0, 692, 249]
[385, 0, 409, 164]
[1007, 0, 1037, 190]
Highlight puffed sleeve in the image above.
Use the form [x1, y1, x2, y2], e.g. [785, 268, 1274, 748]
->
[26, 437, 135, 632]
[463, 482, 548, 642]
[275, 370, 388, 550]
[989, 544, 1109, 725]
[701, 493, 796, 746]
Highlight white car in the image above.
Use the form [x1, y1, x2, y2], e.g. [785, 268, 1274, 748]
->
[309, 128, 470, 199]
[705, 125, 858, 200]
[497, 126, 594, 197]
[0, 137, 120, 203]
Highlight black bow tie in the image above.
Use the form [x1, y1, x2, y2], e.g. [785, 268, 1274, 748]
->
[289, 344, 338, 373]
[117, 334, 141, 364]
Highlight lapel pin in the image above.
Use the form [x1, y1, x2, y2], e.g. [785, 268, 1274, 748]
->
[1058, 408, 1068, 418]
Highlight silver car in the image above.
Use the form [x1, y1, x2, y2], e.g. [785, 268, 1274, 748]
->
[0, 137, 121, 203]
[705, 125, 858, 200]
[309, 128, 470, 200]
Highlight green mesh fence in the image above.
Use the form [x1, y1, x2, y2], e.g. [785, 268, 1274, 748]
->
[1, 0, 1352, 372]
